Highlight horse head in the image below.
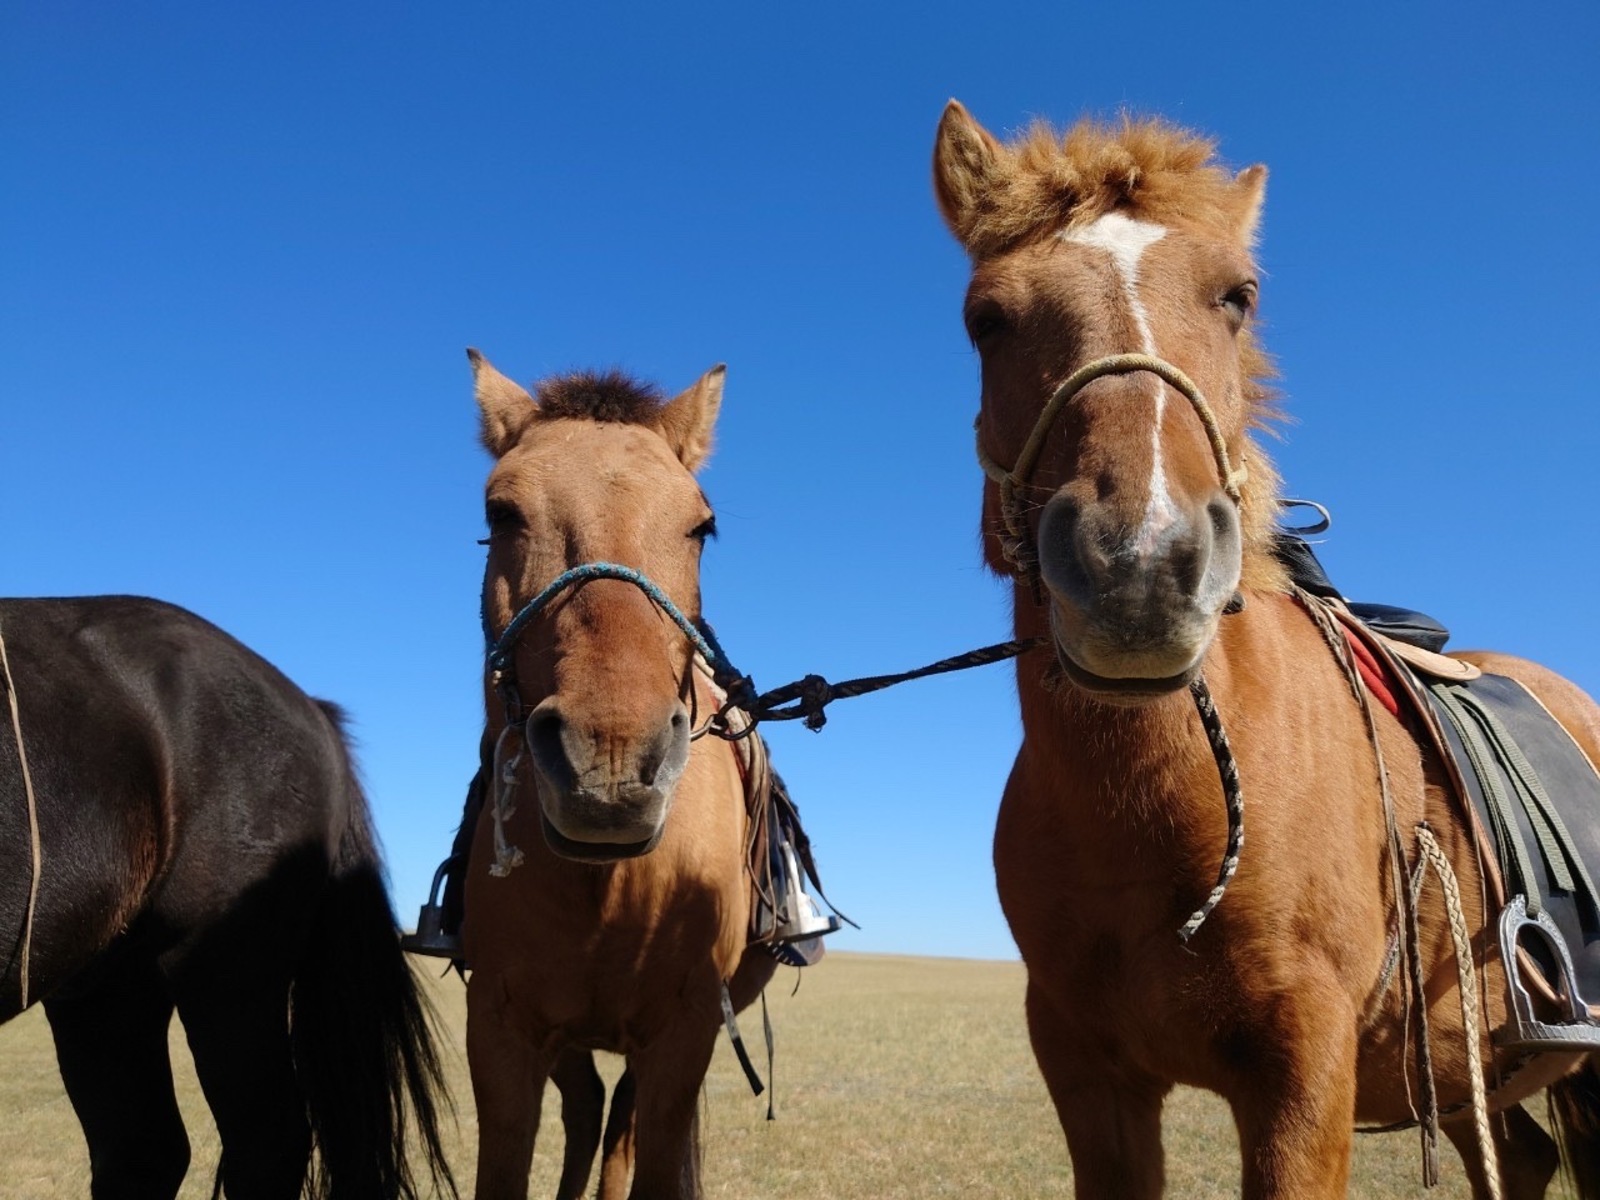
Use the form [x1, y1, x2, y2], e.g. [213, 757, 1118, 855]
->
[934, 100, 1285, 705]
[471, 350, 724, 860]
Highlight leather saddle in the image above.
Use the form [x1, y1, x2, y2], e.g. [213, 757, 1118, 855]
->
[1278, 534, 1600, 1051]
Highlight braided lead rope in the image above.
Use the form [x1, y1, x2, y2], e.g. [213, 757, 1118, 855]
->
[487, 724, 526, 878]
[1177, 677, 1244, 943]
[0, 621, 41, 1009]
[975, 353, 1248, 581]
[1415, 823, 1503, 1200]
[1370, 856, 1430, 1032]
[1404, 861, 1443, 1185]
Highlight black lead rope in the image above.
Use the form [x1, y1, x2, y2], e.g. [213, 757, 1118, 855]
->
[710, 636, 1048, 737]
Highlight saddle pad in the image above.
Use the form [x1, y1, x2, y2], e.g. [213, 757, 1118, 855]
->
[1421, 673, 1600, 1004]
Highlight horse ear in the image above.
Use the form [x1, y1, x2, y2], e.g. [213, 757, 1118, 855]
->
[468, 348, 536, 457]
[655, 364, 725, 473]
[1232, 165, 1268, 244]
[934, 99, 1005, 248]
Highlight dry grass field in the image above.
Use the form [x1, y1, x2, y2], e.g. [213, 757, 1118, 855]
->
[0, 953, 1500, 1197]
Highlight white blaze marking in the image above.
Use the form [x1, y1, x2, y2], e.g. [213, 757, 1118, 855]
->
[1059, 213, 1175, 556]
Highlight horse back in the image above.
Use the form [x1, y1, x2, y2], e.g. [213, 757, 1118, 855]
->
[0, 595, 352, 1011]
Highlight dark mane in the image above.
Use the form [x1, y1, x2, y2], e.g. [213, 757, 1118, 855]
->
[535, 370, 664, 424]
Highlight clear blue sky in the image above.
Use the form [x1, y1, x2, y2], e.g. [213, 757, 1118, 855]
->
[4, 2, 1597, 960]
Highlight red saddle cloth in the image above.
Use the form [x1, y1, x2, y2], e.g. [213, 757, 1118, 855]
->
[1342, 626, 1401, 719]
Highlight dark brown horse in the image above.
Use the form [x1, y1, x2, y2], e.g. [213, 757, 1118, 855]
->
[461, 353, 776, 1200]
[0, 596, 453, 1198]
[933, 100, 1600, 1198]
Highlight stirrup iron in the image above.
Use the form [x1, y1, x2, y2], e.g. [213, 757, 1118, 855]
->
[760, 842, 840, 967]
[400, 857, 462, 959]
[1493, 895, 1600, 1052]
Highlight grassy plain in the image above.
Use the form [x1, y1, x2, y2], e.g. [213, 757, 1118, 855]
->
[0, 952, 1486, 1197]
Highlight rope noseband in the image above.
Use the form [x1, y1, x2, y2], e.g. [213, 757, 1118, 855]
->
[975, 352, 1246, 589]
[486, 561, 742, 703]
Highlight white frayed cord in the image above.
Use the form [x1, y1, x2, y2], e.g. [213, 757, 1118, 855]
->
[488, 723, 526, 877]
[0, 620, 42, 1008]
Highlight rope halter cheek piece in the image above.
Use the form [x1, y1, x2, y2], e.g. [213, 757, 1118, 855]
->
[974, 352, 1250, 941]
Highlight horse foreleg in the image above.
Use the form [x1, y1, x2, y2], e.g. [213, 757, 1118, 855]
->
[468, 972, 555, 1200]
[1226, 989, 1360, 1200]
[625, 1024, 718, 1200]
[1024, 982, 1167, 1199]
[598, 1066, 638, 1200]
[1444, 1105, 1558, 1200]
[551, 1047, 605, 1200]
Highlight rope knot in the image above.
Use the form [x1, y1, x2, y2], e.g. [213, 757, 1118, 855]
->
[1000, 534, 1034, 575]
[721, 673, 757, 715]
[797, 674, 834, 732]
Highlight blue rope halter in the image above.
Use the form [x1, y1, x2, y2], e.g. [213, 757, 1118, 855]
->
[484, 561, 744, 696]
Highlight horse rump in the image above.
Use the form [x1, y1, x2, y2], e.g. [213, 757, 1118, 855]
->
[290, 702, 456, 1200]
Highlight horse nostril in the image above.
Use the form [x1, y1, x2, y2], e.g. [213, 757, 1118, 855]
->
[639, 706, 691, 788]
[524, 705, 571, 780]
[1207, 498, 1234, 540]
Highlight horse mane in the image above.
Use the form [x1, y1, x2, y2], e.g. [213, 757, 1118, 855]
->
[535, 370, 665, 424]
[951, 115, 1249, 257]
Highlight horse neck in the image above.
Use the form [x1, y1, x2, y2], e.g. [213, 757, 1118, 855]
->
[1009, 580, 1294, 846]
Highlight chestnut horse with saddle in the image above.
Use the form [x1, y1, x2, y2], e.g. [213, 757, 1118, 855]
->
[459, 353, 813, 1200]
[934, 101, 1600, 1198]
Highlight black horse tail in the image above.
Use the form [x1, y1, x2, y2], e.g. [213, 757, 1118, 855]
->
[292, 702, 457, 1199]
[1551, 1055, 1600, 1197]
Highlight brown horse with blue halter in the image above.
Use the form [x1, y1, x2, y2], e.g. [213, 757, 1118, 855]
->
[458, 352, 831, 1200]
[935, 100, 1600, 1198]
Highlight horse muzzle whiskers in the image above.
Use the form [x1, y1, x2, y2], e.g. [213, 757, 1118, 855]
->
[522, 695, 691, 860]
[1035, 487, 1240, 701]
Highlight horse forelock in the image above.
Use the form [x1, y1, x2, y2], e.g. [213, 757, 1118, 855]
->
[534, 370, 666, 425]
[955, 115, 1250, 258]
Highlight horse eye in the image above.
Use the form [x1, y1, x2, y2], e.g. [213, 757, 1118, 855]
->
[1220, 282, 1258, 328]
[689, 516, 718, 542]
[485, 501, 523, 537]
[964, 300, 1010, 346]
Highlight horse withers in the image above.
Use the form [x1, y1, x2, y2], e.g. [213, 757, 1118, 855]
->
[933, 101, 1600, 1198]
[461, 352, 784, 1200]
[0, 596, 453, 1198]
